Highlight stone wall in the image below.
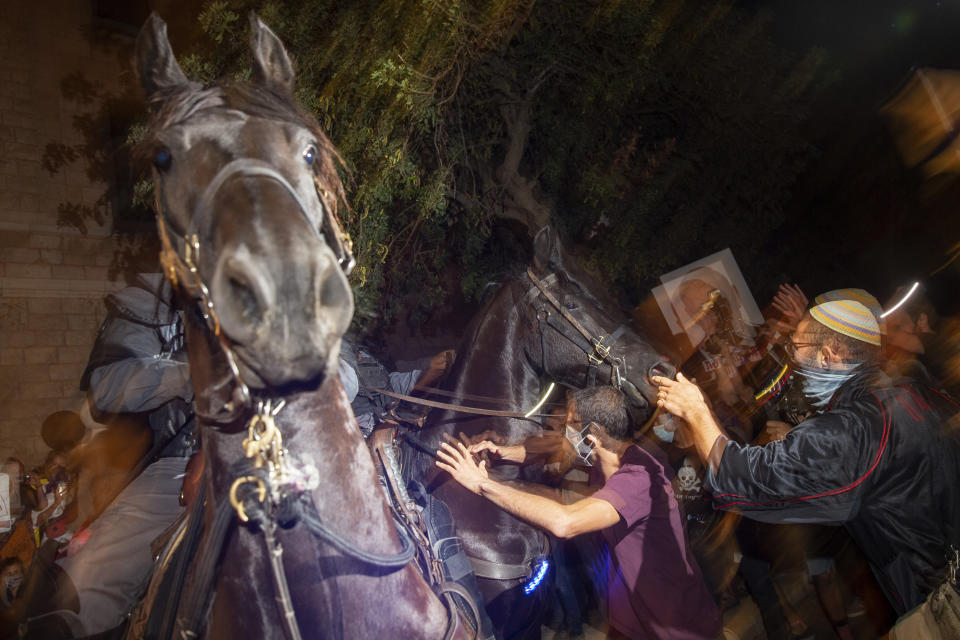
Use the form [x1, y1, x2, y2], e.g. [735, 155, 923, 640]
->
[0, 2, 135, 466]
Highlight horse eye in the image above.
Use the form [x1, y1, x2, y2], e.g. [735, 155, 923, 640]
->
[153, 148, 172, 171]
[303, 145, 317, 165]
[565, 301, 578, 310]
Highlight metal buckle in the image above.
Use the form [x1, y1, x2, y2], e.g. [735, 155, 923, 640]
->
[949, 545, 959, 586]
[229, 475, 267, 523]
[591, 336, 610, 363]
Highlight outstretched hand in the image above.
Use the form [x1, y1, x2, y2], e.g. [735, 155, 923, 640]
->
[470, 440, 526, 464]
[436, 441, 489, 495]
[771, 283, 808, 331]
[652, 372, 710, 422]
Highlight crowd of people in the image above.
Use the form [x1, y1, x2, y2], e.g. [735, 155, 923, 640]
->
[1, 265, 958, 640]
[438, 279, 960, 639]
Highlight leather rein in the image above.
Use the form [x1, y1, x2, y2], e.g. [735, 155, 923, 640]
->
[369, 268, 639, 422]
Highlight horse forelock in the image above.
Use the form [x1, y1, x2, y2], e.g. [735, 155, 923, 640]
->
[140, 81, 349, 221]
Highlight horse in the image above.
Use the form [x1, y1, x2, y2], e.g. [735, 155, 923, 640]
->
[409, 226, 675, 638]
[129, 14, 465, 640]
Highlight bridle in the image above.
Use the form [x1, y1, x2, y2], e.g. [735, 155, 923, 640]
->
[525, 268, 649, 406]
[154, 157, 355, 424]
[150, 157, 427, 640]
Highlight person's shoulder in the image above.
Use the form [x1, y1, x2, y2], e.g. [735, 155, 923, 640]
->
[611, 444, 665, 483]
[791, 405, 875, 447]
[625, 440, 670, 469]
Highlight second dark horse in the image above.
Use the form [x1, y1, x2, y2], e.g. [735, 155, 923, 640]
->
[410, 227, 674, 638]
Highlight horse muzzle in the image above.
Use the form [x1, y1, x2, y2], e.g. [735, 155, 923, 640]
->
[211, 241, 353, 388]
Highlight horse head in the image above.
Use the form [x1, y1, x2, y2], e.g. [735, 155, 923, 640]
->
[524, 226, 674, 420]
[135, 14, 353, 402]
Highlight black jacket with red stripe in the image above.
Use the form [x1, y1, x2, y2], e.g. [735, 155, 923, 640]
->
[705, 366, 960, 614]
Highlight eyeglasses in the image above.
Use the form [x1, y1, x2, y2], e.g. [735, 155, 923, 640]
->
[784, 330, 819, 360]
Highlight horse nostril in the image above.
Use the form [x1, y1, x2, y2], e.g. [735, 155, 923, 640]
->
[228, 275, 261, 322]
[316, 261, 350, 316]
[648, 361, 676, 381]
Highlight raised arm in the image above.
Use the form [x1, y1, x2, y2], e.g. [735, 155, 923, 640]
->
[436, 442, 619, 539]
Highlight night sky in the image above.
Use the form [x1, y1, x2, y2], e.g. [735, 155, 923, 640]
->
[750, 1, 960, 313]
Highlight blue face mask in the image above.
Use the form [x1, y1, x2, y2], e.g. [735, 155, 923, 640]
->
[791, 364, 855, 409]
[652, 424, 675, 443]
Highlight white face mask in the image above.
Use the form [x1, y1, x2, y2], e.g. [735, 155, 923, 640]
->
[565, 423, 597, 466]
[3, 574, 22, 601]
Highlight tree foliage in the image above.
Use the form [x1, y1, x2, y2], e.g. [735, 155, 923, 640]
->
[56, 0, 829, 332]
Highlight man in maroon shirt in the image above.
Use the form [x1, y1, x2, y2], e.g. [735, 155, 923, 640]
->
[436, 386, 721, 639]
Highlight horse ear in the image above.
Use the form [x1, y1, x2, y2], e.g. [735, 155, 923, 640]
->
[249, 14, 296, 91]
[532, 226, 564, 273]
[135, 13, 194, 102]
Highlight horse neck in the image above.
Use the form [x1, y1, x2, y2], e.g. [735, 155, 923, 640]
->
[428, 284, 543, 442]
[182, 318, 446, 638]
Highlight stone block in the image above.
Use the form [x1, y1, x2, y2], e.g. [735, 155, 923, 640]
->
[0, 349, 23, 365]
[57, 346, 87, 363]
[51, 264, 85, 279]
[19, 193, 42, 212]
[13, 127, 40, 144]
[21, 381, 62, 399]
[0, 331, 35, 348]
[63, 330, 90, 346]
[0, 247, 39, 263]
[27, 298, 60, 314]
[16, 160, 45, 180]
[1, 111, 35, 129]
[24, 346, 57, 364]
[33, 331, 65, 347]
[3, 401, 39, 420]
[67, 315, 98, 331]
[60, 298, 99, 315]
[61, 236, 103, 257]
[40, 249, 63, 264]
[20, 366, 50, 382]
[31, 314, 67, 331]
[47, 363, 79, 381]
[0, 230, 29, 248]
[27, 233, 59, 249]
[60, 380, 81, 398]
[17, 177, 50, 195]
[5, 262, 50, 279]
[0, 190, 19, 209]
[83, 266, 107, 281]
[5, 141, 39, 162]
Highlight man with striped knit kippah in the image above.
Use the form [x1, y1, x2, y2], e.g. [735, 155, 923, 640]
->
[813, 288, 886, 335]
[653, 289, 960, 639]
[809, 299, 882, 347]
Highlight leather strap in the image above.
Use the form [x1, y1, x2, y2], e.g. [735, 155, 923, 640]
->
[372, 387, 548, 420]
[467, 556, 532, 581]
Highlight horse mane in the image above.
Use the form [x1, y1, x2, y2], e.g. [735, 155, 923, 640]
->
[138, 81, 349, 220]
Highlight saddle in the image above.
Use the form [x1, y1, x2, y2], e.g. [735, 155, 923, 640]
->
[367, 426, 492, 640]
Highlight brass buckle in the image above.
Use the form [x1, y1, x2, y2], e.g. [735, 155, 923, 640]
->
[229, 475, 267, 523]
[591, 337, 610, 363]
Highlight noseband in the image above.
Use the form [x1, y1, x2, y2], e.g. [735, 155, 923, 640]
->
[154, 157, 355, 424]
[525, 268, 646, 404]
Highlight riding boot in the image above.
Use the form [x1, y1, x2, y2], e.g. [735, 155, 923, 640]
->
[408, 481, 496, 640]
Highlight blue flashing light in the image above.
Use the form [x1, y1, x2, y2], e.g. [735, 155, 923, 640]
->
[523, 558, 550, 595]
